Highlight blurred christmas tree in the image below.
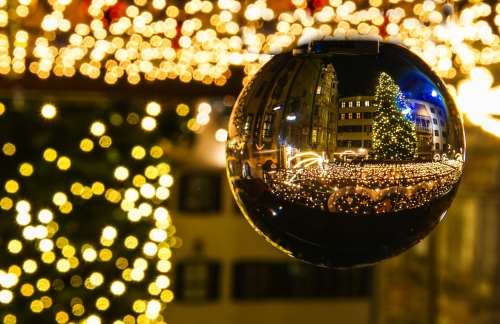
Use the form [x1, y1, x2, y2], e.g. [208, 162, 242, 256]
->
[0, 97, 189, 324]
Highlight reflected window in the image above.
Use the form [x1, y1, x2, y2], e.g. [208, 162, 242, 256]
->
[434, 130, 439, 136]
[311, 129, 318, 143]
[337, 140, 345, 147]
[442, 131, 447, 137]
[363, 112, 372, 119]
[329, 112, 335, 122]
[254, 81, 268, 98]
[348, 113, 353, 119]
[430, 107, 436, 113]
[433, 118, 438, 125]
[179, 174, 221, 213]
[339, 113, 345, 120]
[364, 140, 372, 148]
[356, 112, 361, 119]
[348, 101, 353, 107]
[416, 118, 421, 125]
[364, 101, 370, 106]
[364, 125, 372, 132]
[435, 143, 440, 150]
[356, 101, 361, 107]
[440, 120, 445, 126]
[347, 140, 352, 147]
[314, 106, 320, 117]
[341, 102, 346, 108]
[244, 114, 253, 134]
[263, 113, 275, 137]
[438, 109, 443, 116]
[316, 86, 322, 94]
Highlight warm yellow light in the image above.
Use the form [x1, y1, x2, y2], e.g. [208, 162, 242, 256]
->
[141, 116, 156, 131]
[150, 146, 163, 158]
[53, 192, 67, 206]
[38, 209, 53, 223]
[90, 121, 106, 136]
[87, 315, 101, 324]
[150, 229, 167, 242]
[102, 226, 117, 240]
[80, 138, 94, 152]
[140, 183, 155, 198]
[176, 103, 189, 116]
[132, 146, 146, 159]
[16, 200, 30, 213]
[7, 240, 22, 254]
[56, 259, 71, 272]
[83, 248, 98, 262]
[43, 148, 57, 161]
[110, 281, 125, 295]
[145, 166, 159, 179]
[0, 290, 13, 304]
[2, 143, 15, 155]
[159, 174, 173, 187]
[23, 259, 37, 273]
[19, 163, 34, 176]
[57, 156, 71, 170]
[146, 102, 161, 116]
[41, 104, 56, 118]
[16, 212, 31, 226]
[125, 236, 139, 248]
[114, 166, 129, 180]
[143, 242, 158, 256]
[39, 239, 54, 252]
[5, 180, 18, 193]
[153, 207, 168, 222]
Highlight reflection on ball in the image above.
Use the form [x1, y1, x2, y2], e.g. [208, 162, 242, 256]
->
[226, 41, 465, 268]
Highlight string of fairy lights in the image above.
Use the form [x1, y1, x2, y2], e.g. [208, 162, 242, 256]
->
[268, 159, 462, 213]
[0, 0, 500, 86]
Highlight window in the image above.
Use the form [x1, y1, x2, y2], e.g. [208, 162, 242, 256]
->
[175, 261, 221, 301]
[244, 114, 253, 134]
[254, 81, 268, 98]
[313, 106, 320, 117]
[364, 125, 372, 132]
[440, 120, 445, 126]
[435, 143, 440, 150]
[433, 118, 438, 125]
[356, 112, 361, 119]
[341, 102, 346, 108]
[253, 115, 261, 138]
[337, 140, 344, 147]
[179, 174, 221, 212]
[232, 262, 372, 300]
[348, 113, 353, 119]
[329, 112, 335, 122]
[353, 140, 362, 147]
[347, 140, 353, 147]
[364, 140, 372, 148]
[316, 86, 322, 94]
[364, 101, 370, 106]
[356, 101, 361, 107]
[339, 113, 345, 120]
[434, 130, 439, 136]
[442, 131, 446, 137]
[416, 118, 421, 125]
[438, 110, 442, 116]
[430, 107, 436, 113]
[363, 112, 372, 119]
[348, 101, 353, 107]
[311, 129, 318, 143]
[263, 113, 275, 137]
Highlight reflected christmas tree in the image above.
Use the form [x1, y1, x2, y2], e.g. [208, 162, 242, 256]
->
[372, 72, 418, 160]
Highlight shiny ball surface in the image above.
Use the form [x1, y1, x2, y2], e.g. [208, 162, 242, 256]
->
[226, 41, 465, 268]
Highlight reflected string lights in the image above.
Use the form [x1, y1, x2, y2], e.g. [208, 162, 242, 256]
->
[0, 100, 179, 323]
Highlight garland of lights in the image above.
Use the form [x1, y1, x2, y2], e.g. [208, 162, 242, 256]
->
[1, 0, 500, 87]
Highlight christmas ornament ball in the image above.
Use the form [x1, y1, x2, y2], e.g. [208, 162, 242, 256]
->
[226, 41, 465, 268]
